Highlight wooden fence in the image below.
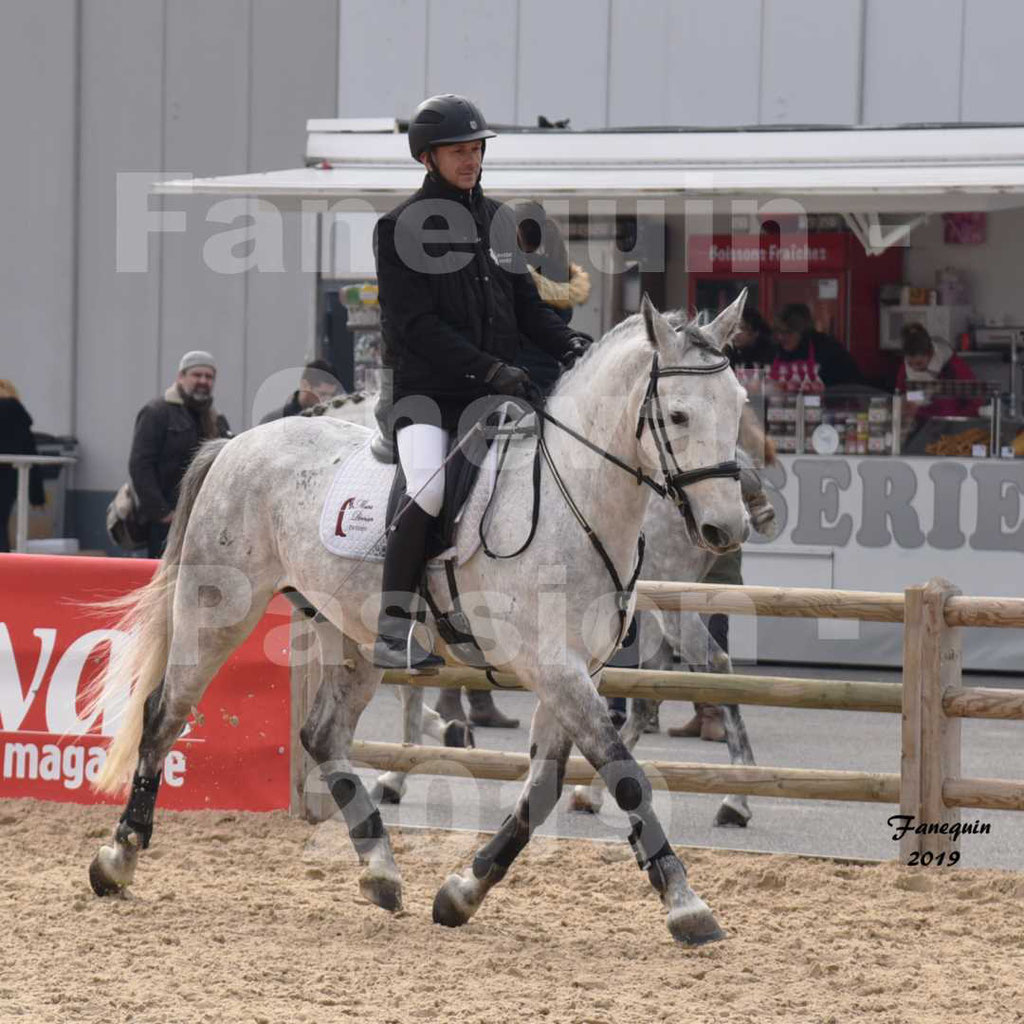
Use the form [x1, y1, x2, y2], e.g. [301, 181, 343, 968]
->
[291, 576, 1024, 865]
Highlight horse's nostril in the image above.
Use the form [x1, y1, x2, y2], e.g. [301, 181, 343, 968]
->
[701, 523, 729, 549]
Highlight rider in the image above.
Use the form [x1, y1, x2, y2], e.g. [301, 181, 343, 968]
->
[367, 93, 590, 673]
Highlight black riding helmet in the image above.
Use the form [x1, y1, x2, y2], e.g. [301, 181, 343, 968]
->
[407, 94, 497, 160]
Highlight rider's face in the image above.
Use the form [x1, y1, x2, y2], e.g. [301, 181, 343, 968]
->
[423, 140, 483, 190]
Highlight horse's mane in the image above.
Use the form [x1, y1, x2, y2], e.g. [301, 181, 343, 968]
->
[551, 308, 725, 403]
[300, 392, 372, 417]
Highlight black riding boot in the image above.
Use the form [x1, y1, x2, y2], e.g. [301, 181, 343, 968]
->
[365, 501, 444, 672]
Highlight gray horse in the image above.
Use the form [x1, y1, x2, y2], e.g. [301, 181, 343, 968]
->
[86, 295, 749, 946]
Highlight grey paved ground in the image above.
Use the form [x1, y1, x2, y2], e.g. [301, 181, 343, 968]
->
[348, 663, 1024, 870]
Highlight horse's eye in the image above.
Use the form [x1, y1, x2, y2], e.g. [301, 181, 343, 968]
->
[670, 411, 689, 426]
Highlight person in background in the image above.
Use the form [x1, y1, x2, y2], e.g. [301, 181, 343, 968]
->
[129, 351, 232, 558]
[513, 200, 593, 394]
[730, 306, 776, 367]
[772, 302, 863, 388]
[259, 359, 341, 423]
[0, 379, 46, 552]
[896, 322, 980, 419]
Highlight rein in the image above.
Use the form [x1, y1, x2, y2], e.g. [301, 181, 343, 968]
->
[479, 349, 740, 667]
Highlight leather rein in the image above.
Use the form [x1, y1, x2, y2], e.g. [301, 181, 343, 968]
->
[480, 350, 740, 666]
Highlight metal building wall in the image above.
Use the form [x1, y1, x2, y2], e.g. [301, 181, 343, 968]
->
[337, 0, 1024, 129]
[1, 0, 338, 549]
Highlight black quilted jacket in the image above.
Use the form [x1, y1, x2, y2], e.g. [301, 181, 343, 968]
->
[374, 173, 577, 404]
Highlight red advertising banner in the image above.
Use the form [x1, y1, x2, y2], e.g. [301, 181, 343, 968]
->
[0, 554, 292, 811]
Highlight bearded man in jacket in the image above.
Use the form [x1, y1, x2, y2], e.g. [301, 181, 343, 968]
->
[128, 350, 232, 558]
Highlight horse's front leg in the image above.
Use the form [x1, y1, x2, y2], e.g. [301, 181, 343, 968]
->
[301, 625, 402, 912]
[568, 688, 656, 814]
[432, 702, 571, 927]
[546, 665, 724, 946]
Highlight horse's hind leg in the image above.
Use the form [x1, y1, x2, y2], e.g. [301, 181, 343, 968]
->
[300, 622, 402, 912]
[433, 702, 571, 927]
[90, 582, 274, 896]
[373, 685, 475, 805]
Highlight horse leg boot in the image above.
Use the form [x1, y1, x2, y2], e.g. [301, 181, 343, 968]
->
[433, 704, 571, 927]
[365, 500, 444, 672]
[550, 674, 724, 946]
[89, 683, 169, 896]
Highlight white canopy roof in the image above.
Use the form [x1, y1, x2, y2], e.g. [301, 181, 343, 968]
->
[154, 122, 1024, 216]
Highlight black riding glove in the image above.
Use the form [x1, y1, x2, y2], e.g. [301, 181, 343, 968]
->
[559, 331, 594, 369]
[485, 361, 532, 397]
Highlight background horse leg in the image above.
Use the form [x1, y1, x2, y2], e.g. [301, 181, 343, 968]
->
[433, 702, 572, 927]
[373, 685, 475, 805]
[300, 622, 402, 912]
[90, 583, 273, 896]
[703, 621, 756, 828]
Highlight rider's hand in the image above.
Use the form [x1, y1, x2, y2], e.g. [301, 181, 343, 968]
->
[485, 361, 532, 397]
[559, 331, 593, 369]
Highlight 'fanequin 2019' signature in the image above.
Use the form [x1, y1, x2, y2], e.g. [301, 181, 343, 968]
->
[888, 814, 991, 842]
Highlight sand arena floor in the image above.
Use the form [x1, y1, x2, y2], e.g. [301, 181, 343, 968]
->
[3, 797, 1024, 1024]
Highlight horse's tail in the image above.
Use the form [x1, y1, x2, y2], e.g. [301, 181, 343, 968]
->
[91, 438, 231, 794]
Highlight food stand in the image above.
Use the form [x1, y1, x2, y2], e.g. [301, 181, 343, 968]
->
[154, 121, 1024, 670]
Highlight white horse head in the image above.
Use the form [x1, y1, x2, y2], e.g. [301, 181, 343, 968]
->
[550, 291, 749, 553]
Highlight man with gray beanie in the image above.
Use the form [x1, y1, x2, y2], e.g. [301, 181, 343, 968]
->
[128, 350, 232, 557]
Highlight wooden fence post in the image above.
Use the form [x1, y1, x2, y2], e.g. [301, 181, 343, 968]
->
[900, 578, 962, 864]
[289, 610, 335, 822]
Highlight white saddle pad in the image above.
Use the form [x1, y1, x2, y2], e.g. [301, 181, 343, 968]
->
[319, 436, 501, 567]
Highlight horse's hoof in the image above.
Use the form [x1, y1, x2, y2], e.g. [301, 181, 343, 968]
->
[359, 869, 403, 912]
[371, 781, 403, 805]
[713, 801, 750, 829]
[568, 786, 601, 814]
[432, 873, 477, 927]
[443, 720, 473, 749]
[667, 892, 727, 946]
[88, 844, 135, 897]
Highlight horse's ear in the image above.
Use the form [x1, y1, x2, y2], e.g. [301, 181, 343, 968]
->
[704, 287, 748, 349]
[640, 293, 675, 351]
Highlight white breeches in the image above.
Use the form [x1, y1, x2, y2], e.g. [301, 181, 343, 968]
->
[396, 423, 449, 517]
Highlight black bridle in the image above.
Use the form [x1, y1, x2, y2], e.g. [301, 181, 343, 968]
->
[634, 350, 741, 531]
[479, 349, 741, 668]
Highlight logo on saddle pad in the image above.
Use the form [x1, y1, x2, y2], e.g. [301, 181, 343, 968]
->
[335, 496, 376, 539]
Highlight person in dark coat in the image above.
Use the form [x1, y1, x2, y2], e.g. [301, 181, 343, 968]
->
[128, 351, 232, 558]
[772, 302, 863, 388]
[259, 359, 341, 424]
[365, 93, 588, 700]
[513, 200, 593, 394]
[0, 380, 46, 552]
[730, 307, 777, 368]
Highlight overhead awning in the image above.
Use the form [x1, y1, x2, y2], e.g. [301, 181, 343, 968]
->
[154, 122, 1024, 220]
